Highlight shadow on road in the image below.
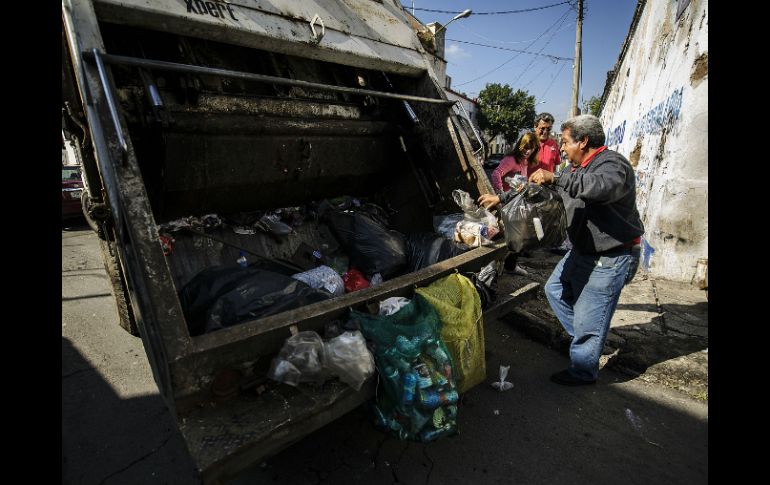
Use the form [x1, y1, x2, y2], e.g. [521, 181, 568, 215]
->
[228, 320, 707, 485]
[62, 337, 201, 485]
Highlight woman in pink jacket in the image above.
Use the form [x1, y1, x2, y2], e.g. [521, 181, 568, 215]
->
[489, 132, 541, 275]
[491, 132, 541, 194]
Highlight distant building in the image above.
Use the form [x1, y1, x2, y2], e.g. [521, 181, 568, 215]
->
[598, 0, 707, 285]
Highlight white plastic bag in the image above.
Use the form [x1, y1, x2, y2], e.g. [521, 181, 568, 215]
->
[491, 365, 514, 391]
[324, 331, 375, 391]
[378, 296, 411, 316]
[291, 265, 345, 296]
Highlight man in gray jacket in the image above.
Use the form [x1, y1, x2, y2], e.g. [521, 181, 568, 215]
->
[479, 114, 643, 386]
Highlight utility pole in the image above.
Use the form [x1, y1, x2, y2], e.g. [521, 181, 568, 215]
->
[570, 0, 583, 119]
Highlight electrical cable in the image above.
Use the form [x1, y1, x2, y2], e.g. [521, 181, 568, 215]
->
[539, 62, 567, 99]
[404, 1, 574, 15]
[453, 7, 572, 87]
[446, 38, 572, 62]
[523, 60, 555, 90]
[454, 18, 574, 45]
[509, 9, 572, 86]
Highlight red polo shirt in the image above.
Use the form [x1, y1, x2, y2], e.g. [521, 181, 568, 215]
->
[531, 138, 560, 173]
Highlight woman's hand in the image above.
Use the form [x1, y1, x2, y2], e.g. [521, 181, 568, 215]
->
[477, 193, 501, 209]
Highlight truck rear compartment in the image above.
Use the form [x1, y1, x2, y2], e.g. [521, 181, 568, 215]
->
[76, 16, 503, 481]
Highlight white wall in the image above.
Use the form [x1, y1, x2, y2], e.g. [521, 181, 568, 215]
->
[62, 131, 82, 166]
[600, 0, 707, 284]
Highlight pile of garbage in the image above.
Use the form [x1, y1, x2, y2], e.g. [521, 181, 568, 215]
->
[172, 195, 485, 336]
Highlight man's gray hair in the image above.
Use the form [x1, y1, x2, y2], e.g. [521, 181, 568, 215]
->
[561, 114, 605, 148]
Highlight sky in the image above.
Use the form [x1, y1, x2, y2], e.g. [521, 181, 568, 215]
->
[405, 0, 638, 128]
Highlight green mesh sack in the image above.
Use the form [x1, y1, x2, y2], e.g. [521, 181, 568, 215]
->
[416, 273, 485, 394]
[351, 294, 459, 442]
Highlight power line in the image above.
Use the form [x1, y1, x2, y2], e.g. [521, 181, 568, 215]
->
[523, 60, 555, 90]
[403, 1, 574, 15]
[455, 20, 574, 45]
[510, 10, 571, 85]
[539, 60, 568, 99]
[446, 38, 572, 62]
[454, 7, 571, 87]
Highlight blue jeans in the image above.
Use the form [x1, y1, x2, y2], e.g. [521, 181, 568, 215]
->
[544, 246, 640, 381]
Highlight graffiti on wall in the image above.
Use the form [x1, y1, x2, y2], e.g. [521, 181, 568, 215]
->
[604, 87, 683, 148]
[641, 238, 655, 272]
[606, 120, 626, 147]
[630, 87, 684, 140]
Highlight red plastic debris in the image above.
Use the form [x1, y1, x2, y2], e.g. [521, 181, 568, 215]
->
[342, 267, 370, 293]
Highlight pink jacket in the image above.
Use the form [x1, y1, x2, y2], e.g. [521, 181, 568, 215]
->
[491, 155, 529, 192]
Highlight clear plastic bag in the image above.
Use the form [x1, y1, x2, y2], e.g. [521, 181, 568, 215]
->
[503, 174, 527, 193]
[267, 331, 327, 386]
[451, 190, 499, 246]
[454, 220, 492, 248]
[324, 330, 375, 391]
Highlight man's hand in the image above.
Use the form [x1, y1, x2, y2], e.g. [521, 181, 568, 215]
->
[529, 168, 555, 185]
[478, 193, 501, 209]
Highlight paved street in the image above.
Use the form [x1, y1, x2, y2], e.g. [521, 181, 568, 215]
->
[62, 224, 707, 484]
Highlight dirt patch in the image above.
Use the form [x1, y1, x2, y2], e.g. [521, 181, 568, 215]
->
[690, 53, 708, 86]
[629, 139, 642, 168]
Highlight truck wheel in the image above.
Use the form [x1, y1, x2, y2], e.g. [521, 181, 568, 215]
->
[99, 237, 140, 336]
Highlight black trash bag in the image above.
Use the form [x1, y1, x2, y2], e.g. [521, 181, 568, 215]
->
[405, 233, 471, 272]
[324, 210, 407, 279]
[500, 184, 567, 253]
[462, 261, 498, 309]
[179, 265, 332, 336]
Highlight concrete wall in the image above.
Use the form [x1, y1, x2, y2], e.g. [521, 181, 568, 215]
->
[600, 0, 707, 284]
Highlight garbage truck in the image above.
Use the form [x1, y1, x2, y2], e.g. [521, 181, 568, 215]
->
[62, 0, 510, 481]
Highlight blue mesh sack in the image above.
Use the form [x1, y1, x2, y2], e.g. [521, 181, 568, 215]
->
[351, 294, 459, 442]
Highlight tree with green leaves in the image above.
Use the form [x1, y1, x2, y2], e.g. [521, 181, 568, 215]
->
[476, 83, 536, 145]
[584, 95, 602, 117]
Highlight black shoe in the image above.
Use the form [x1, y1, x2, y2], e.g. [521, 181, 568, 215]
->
[549, 370, 596, 386]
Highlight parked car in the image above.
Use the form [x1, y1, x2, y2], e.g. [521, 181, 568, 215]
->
[62, 165, 84, 219]
[483, 153, 505, 169]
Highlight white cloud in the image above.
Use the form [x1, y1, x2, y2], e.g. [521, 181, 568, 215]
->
[445, 44, 470, 60]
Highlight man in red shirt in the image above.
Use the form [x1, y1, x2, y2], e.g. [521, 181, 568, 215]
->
[530, 113, 561, 173]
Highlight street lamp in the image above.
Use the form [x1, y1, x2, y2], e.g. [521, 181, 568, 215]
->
[433, 9, 472, 35]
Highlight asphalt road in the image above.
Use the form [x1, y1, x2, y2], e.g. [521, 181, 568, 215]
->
[62, 223, 708, 484]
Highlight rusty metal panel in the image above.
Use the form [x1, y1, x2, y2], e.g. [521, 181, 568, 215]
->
[180, 379, 375, 483]
[93, 0, 428, 76]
